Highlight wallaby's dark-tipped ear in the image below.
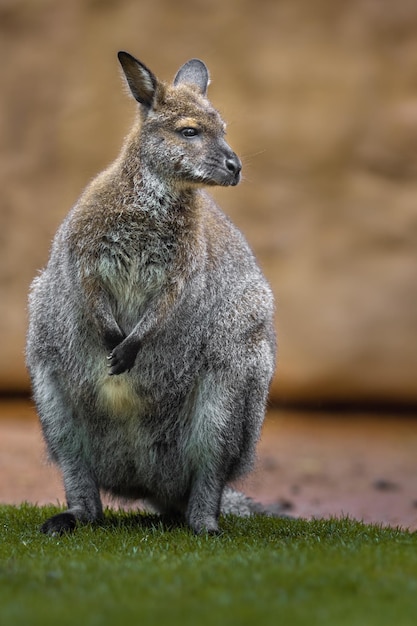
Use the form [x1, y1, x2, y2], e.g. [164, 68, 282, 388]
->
[118, 51, 157, 109]
[173, 59, 210, 96]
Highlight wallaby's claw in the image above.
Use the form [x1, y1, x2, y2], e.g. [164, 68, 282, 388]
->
[107, 351, 126, 376]
[107, 342, 138, 375]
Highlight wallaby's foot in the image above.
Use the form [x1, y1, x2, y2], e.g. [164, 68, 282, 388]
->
[188, 515, 220, 535]
[107, 338, 139, 375]
[40, 512, 77, 535]
[190, 518, 220, 536]
[187, 509, 220, 535]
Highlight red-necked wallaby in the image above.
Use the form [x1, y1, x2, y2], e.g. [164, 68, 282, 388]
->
[26, 51, 276, 535]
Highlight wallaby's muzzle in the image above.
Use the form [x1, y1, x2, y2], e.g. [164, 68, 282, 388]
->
[225, 152, 242, 186]
[201, 147, 242, 188]
[211, 142, 242, 187]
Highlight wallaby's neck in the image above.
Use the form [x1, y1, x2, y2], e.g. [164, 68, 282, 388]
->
[134, 163, 192, 217]
[118, 125, 194, 219]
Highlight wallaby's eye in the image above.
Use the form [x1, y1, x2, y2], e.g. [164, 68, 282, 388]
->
[181, 127, 199, 138]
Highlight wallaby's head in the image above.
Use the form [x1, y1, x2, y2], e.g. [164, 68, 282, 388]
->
[118, 51, 241, 189]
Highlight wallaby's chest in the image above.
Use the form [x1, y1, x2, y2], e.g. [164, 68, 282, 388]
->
[94, 227, 178, 300]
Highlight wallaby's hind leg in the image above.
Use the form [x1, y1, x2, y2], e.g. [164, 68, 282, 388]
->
[41, 459, 103, 535]
[184, 372, 249, 535]
[186, 350, 274, 534]
[186, 470, 224, 535]
[31, 368, 103, 535]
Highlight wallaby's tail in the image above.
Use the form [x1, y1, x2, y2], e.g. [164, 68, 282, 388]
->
[220, 486, 291, 518]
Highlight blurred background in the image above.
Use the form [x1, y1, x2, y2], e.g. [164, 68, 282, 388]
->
[1, 0, 417, 407]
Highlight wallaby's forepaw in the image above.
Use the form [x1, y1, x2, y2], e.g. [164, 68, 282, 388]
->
[40, 512, 77, 535]
[107, 339, 139, 375]
[103, 326, 126, 352]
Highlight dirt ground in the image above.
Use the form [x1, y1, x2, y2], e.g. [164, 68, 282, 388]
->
[1, 399, 417, 531]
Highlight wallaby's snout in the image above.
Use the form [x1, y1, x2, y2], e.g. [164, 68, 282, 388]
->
[224, 151, 242, 186]
[208, 137, 241, 187]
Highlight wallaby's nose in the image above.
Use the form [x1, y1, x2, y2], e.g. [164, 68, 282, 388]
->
[225, 154, 242, 185]
[225, 156, 241, 175]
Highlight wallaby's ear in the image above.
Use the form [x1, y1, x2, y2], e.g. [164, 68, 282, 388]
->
[118, 51, 157, 109]
[173, 59, 210, 96]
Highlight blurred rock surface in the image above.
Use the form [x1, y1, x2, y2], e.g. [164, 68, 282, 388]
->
[2, 0, 417, 403]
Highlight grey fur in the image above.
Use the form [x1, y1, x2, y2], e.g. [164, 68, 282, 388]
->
[26, 52, 276, 536]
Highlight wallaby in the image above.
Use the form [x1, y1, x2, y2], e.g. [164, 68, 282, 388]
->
[26, 51, 276, 535]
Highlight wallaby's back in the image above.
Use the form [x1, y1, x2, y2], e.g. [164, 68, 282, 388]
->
[26, 52, 276, 536]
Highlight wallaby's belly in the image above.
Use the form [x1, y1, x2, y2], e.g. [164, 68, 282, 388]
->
[86, 385, 196, 505]
[83, 356, 229, 506]
[92, 428, 190, 503]
[96, 374, 145, 419]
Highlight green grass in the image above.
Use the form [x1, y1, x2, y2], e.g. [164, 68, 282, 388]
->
[1, 505, 417, 626]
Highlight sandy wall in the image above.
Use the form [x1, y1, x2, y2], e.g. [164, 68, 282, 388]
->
[2, 0, 417, 404]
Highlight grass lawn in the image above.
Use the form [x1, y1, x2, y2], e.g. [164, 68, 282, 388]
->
[1, 504, 417, 626]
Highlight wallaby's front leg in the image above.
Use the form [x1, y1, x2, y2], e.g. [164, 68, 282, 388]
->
[82, 277, 126, 351]
[108, 284, 182, 375]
